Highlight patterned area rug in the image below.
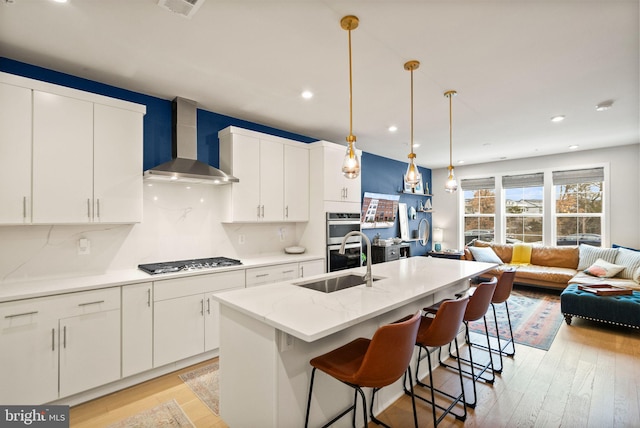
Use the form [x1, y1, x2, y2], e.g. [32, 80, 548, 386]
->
[106, 399, 194, 428]
[468, 286, 563, 351]
[179, 361, 219, 415]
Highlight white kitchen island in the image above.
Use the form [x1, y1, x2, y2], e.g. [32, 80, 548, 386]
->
[213, 256, 496, 428]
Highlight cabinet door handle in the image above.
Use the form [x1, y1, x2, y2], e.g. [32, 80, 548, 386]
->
[256, 273, 269, 278]
[63, 325, 67, 349]
[96, 199, 100, 219]
[51, 328, 55, 351]
[23, 196, 27, 219]
[261, 205, 264, 218]
[87, 198, 91, 219]
[147, 289, 151, 307]
[345, 188, 348, 199]
[200, 299, 204, 316]
[207, 298, 211, 314]
[285, 206, 289, 218]
[78, 300, 104, 307]
[300, 266, 304, 277]
[257, 205, 261, 218]
[4, 310, 38, 319]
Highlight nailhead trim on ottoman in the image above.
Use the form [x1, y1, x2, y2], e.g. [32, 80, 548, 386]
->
[560, 284, 640, 329]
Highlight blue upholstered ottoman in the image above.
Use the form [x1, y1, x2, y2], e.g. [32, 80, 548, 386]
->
[561, 284, 640, 329]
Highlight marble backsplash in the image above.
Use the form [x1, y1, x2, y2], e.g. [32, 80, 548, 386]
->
[0, 181, 305, 282]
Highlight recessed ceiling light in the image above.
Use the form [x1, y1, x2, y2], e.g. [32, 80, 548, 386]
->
[595, 100, 614, 111]
[301, 90, 313, 100]
[568, 145, 579, 150]
[457, 160, 465, 164]
[52, 0, 68, 3]
[388, 125, 398, 132]
[551, 115, 565, 123]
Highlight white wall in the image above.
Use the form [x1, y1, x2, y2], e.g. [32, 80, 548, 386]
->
[431, 144, 640, 250]
[0, 182, 302, 282]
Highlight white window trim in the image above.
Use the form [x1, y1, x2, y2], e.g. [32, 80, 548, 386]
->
[457, 163, 610, 247]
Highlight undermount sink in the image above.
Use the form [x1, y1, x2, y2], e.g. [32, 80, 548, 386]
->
[294, 274, 383, 293]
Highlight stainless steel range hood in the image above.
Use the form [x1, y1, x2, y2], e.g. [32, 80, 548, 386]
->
[144, 97, 239, 184]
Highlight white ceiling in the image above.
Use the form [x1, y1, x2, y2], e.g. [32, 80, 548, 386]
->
[1, 0, 638, 168]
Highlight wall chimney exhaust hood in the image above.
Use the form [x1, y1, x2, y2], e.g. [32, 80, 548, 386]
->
[144, 97, 239, 184]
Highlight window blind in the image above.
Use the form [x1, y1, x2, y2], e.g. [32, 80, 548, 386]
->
[552, 167, 604, 185]
[460, 177, 495, 191]
[502, 172, 544, 188]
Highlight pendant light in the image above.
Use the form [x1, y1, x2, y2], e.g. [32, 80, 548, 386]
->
[403, 60, 422, 191]
[444, 90, 458, 193]
[340, 15, 361, 179]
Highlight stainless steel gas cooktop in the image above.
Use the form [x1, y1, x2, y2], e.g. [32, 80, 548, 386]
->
[138, 257, 242, 275]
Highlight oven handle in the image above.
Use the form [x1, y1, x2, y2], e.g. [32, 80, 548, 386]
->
[328, 242, 362, 251]
[327, 220, 361, 226]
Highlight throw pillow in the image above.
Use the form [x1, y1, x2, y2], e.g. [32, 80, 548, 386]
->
[614, 247, 640, 280]
[634, 266, 640, 284]
[577, 244, 618, 271]
[583, 258, 625, 278]
[511, 243, 532, 265]
[613, 243, 640, 252]
[469, 246, 503, 264]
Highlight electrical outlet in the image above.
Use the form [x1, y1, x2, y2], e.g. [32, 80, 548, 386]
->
[77, 238, 90, 255]
[238, 234, 245, 244]
[278, 331, 294, 352]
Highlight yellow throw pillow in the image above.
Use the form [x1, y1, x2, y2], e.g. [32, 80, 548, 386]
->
[511, 243, 532, 265]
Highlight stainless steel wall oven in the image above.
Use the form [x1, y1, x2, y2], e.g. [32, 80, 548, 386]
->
[326, 212, 362, 272]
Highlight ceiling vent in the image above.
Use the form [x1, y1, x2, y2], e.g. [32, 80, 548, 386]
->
[157, 0, 205, 18]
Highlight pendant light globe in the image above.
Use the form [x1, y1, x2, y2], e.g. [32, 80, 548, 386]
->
[403, 60, 421, 190]
[340, 15, 361, 179]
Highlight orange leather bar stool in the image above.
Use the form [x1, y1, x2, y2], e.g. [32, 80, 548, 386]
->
[470, 268, 517, 373]
[406, 297, 469, 427]
[427, 277, 498, 408]
[304, 311, 421, 428]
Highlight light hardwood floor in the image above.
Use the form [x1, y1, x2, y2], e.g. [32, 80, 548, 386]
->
[70, 317, 640, 427]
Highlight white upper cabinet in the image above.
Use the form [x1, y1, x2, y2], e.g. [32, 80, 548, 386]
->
[284, 144, 310, 221]
[219, 126, 309, 223]
[94, 104, 144, 223]
[308, 141, 361, 213]
[33, 91, 94, 223]
[0, 72, 146, 225]
[0, 82, 32, 224]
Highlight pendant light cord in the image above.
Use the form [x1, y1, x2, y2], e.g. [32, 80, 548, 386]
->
[348, 28, 354, 141]
[449, 93, 453, 168]
[410, 67, 414, 156]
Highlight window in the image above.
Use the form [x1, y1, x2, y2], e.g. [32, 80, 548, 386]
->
[462, 177, 496, 244]
[503, 173, 543, 243]
[553, 167, 604, 247]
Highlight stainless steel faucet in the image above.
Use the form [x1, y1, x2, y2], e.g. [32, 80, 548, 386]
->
[339, 231, 372, 287]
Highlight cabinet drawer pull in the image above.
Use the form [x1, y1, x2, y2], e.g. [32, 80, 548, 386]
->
[52, 328, 55, 351]
[4, 310, 38, 319]
[256, 273, 269, 278]
[78, 300, 105, 307]
[282, 270, 295, 274]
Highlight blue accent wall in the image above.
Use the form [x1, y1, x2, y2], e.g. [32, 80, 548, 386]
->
[361, 153, 432, 256]
[1, 57, 433, 254]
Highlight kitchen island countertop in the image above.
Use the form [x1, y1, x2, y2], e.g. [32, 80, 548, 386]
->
[214, 256, 497, 342]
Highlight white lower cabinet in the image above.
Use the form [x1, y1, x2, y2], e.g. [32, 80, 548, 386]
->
[299, 259, 325, 278]
[153, 270, 245, 367]
[0, 287, 120, 404]
[246, 263, 299, 287]
[58, 307, 120, 398]
[122, 282, 153, 377]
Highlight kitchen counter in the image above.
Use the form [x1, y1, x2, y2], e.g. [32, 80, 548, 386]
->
[214, 256, 496, 428]
[0, 253, 324, 303]
[215, 256, 495, 342]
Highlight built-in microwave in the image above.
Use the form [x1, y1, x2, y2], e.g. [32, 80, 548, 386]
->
[326, 212, 361, 246]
